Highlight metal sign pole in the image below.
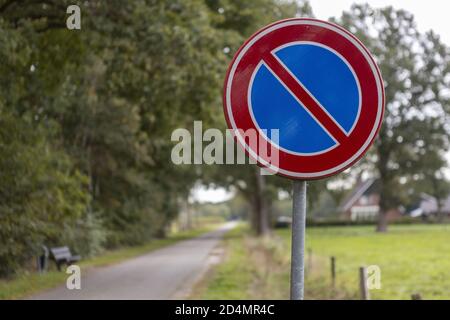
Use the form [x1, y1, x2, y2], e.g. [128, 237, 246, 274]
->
[290, 180, 307, 300]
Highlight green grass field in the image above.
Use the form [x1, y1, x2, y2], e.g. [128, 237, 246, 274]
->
[290, 224, 450, 300]
[195, 224, 450, 300]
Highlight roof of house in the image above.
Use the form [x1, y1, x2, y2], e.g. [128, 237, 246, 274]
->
[404, 192, 450, 217]
[338, 178, 377, 212]
[339, 179, 450, 215]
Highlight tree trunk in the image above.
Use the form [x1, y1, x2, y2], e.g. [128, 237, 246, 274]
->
[376, 210, 388, 232]
[376, 140, 391, 233]
[249, 199, 258, 233]
[437, 200, 445, 223]
[252, 168, 270, 236]
[376, 177, 389, 232]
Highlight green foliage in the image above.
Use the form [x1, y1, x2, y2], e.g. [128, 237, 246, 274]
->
[0, 0, 240, 275]
[0, 111, 90, 276]
[1, 0, 448, 278]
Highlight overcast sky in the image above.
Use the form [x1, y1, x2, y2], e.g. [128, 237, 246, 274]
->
[308, 0, 450, 45]
[194, 0, 450, 203]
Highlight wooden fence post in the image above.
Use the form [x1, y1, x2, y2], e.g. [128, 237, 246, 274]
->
[411, 293, 422, 300]
[359, 266, 370, 300]
[331, 256, 336, 289]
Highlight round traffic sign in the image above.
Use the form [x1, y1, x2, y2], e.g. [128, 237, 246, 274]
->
[223, 18, 384, 180]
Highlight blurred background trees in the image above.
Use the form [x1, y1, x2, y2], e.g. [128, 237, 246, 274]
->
[334, 4, 450, 231]
[0, 0, 449, 277]
[0, 0, 228, 276]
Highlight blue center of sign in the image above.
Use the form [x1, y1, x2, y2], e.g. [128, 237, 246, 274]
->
[250, 43, 360, 154]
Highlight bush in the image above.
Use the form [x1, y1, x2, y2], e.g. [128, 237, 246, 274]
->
[0, 113, 91, 276]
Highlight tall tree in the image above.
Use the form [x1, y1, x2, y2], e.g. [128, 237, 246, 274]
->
[201, 0, 318, 236]
[0, 0, 231, 275]
[334, 5, 450, 231]
[0, 1, 94, 276]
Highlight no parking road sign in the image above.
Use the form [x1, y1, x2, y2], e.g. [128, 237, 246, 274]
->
[222, 18, 385, 300]
[224, 18, 385, 179]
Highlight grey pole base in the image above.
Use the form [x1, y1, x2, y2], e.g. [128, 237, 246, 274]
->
[290, 180, 307, 300]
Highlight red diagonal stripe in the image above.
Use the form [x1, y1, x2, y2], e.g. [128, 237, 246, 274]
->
[263, 53, 348, 144]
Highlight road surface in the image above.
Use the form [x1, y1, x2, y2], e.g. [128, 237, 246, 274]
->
[30, 222, 236, 300]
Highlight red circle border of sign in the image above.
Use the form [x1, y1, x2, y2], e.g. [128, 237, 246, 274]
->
[223, 18, 385, 180]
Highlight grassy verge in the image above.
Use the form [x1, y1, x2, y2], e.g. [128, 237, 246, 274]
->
[194, 224, 450, 300]
[192, 225, 292, 299]
[0, 224, 219, 300]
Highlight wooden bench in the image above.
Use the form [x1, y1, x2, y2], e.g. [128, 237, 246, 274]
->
[49, 246, 81, 271]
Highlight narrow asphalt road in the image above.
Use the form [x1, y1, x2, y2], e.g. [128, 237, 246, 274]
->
[30, 222, 237, 300]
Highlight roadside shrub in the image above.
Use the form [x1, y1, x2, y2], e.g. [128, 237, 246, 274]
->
[0, 113, 91, 276]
